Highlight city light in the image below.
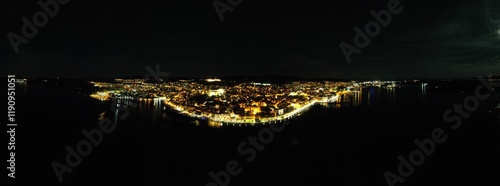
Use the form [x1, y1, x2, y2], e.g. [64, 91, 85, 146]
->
[206, 78, 221, 82]
[87, 79, 399, 124]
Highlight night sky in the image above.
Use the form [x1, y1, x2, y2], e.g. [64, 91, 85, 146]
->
[1, 0, 499, 78]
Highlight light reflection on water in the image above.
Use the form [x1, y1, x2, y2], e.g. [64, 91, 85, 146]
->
[102, 86, 405, 127]
[106, 83, 500, 129]
[332, 86, 398, 109]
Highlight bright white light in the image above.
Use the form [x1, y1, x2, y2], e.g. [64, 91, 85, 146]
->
[206, 78, 221, 82]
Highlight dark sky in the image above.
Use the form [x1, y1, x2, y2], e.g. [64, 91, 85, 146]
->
[1, 0, 499, 78]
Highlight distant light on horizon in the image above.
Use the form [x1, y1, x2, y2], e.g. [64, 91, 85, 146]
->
[206, 78, 221, 82]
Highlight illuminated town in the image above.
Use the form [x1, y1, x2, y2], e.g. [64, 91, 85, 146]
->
[89, 78, 399, 126]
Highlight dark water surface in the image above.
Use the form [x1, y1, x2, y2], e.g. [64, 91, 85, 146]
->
[14, 83, 500, 186]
